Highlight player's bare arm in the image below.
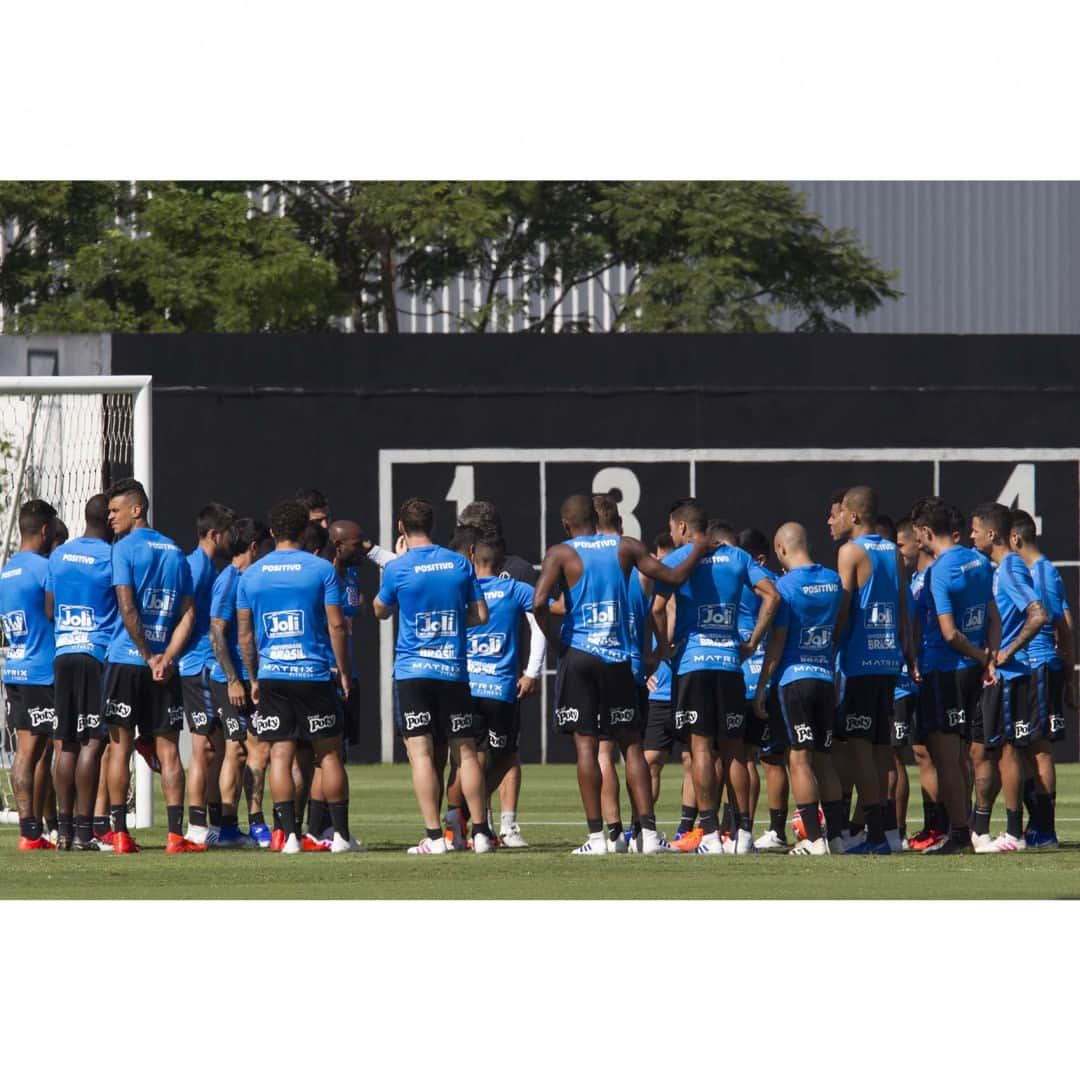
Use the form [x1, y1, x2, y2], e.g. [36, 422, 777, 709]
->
[623, 534, 708, 588]
[754, 625, 788, 719]
[532, 544, 569, 651]
[326, 602, 352, 698]
[996, 599, 1048, 666]
[466, 598, 489, 628]
[833, 542, 862, 645]
[210, 615, 246, 708]
[742, 576, 780, 659]
[372, 595, 394, 620]
[156, 594, 195, 681]
[938, 609, 990, 668]
[1057, 606, 1076, 707]
[237, 608, 259, 705]
[115, 584, 154, 665]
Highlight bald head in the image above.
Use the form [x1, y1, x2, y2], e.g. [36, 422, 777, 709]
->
[329, 520, 362, 544]
[774, 521, 811, 569]
[329, 519, 364, 566]
[842, 485, 878, 527]
[561, 494, 598, 533]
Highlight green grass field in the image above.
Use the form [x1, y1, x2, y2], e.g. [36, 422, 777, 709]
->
[3, 763, 1080, 899]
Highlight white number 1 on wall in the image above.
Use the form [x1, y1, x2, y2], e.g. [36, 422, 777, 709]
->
[445, 465, 476, 523]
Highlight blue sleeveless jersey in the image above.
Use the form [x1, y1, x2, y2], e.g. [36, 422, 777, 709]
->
[560, 535, 630, 664]
[840, 535, 902, 677]
[923, 546, 993, 672]
[0, 551, 54, 685]
[774, 564, 843, 687]
[1028, 555, 1068, 671]
[992, 552, 1040, 680]
[467, 576, 534, 702]
[739, 564, 778, 697]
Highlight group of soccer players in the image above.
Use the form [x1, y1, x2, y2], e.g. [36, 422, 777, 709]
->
[2, 476, 1073, 858]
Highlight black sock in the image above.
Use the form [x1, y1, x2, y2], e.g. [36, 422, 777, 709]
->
[328, 802, 350, 841]
[19, 817, 43, 840]
[222, 812, 239, 829]
[58, 813, 74, 840]
[639, 813, 656, 832]
[882, 800, 897, 832]
[736, 812, 752, 833]
[769, 808, 787, 838]
[275, 801, 298, 839]
[426, 826, 443, 841]
[45, 816, 58, 835]
[110, 803, 128, 834]
[950, 825, 970, 846]
[922, 792, 935, 832]
[1006, 807, 1023, 839]
[607, 821, 624, 842]
[76, 815, 93, 844]
[700, 810, 719, 836]
[471, 821, 493, 840]
[207, 801, 223, 828]
[459, 802, 471, 824]
[1022, 777, 1038, 822]
[719, 803, 734, 834]
[189, 805, 207, 828]
[822, 800, 845, 840]
[249, 810, 266, 827]
[678, 805, 697, 833]
[93, 815, 110, 839]
[307, 799, 329, 837]
[972, 806, 991, 837]
[272, 805, 282, 832]
[798, 802, 823, 842]
[933, 802, 949, 832]
[587, 817, 603, 834]
[631, 818, 642, 838]
[167, 805, 184, 836]
[864, 803, 885, 844]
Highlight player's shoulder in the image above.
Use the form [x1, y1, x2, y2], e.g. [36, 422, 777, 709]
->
[663, 542, 692, 567]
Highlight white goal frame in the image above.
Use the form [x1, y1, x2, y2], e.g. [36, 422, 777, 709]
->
[0, 375, 154, 827]
[378, 446, 1080, 764]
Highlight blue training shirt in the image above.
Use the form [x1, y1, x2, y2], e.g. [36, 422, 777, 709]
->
[46, 537, 119, 663]
[178, 546, 219, 678]
[992, 551, 1041, 680]
[922, 545, 993, 673]
[208, 563, 248, 684]
[1028, 555, 1068, 671]
[0, 551, 54, 685]
[773, 564, 843, 688]
[106, 528, 193, 667]
[627, 568, 651, 686]
[376, 544, 483, 683]
[895, 566, 925, 700]
[237, 548, 341, 682]
[739, 564, 778, 698]
[467, 575, 534, 702]
[558, 535, 631, 665]
[840, 534, 903, 677]
[657, 542, 766, 677]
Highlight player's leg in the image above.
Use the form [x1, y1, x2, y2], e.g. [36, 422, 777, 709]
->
[969, 678, 1004, 849]
[981, 677, 1031, 852]
[1025, 666, 1059, 846]
[101, 663, 143, 852]
[598, 736, 624, 851]
[293, 740, 314, 829]
[449, 736, 492, 853]
[214, 685, 252, 846]
[716, 671, 752, 852]
[153, 673, 201, 853]
[182, 673, 215, 843]
[496, 759, 523, 840]
[310, 697, 357, 855]
[92, 739, 112, 845]
[11, 695, 53, 847]
[554, 649, 606, 854]
[243, 732, 271, 845]
[74, 732, 106, 849]
[677, 671, 722, 853]
[841, 676, 887, 853]
[748, 754, 761, 824]
[485, 702, 527, 846]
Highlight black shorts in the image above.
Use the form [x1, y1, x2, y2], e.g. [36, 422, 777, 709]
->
[53, 653, 105, 742]
[209, 678, 254, 741]
[4, 683, 56, 734]
[976, 676, 1034, 748]
[779, 678, 835, 752]
[103, 663, 184, 737]
[919, 665, 982, 741]
[553, 648, 640, 738]
[892, 694, 916, 748]
[254, 678, 342, 743]
[395, 678, 476, 741]
[745, 684, 788, 755]
[182, 672, 219, 735]
[1029, 664, 1066, 743]
[841, 674, 898, 745]
[673, 669, 747, 741]
[643, 699, 689, 754]
[472, 697, 520, 755]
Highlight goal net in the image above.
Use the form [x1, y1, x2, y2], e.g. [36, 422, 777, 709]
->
[0, 376, 153, 826]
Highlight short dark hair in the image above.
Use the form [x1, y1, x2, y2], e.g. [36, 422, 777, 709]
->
[19, 498, 57, 537]
[842, 485, 878, 524]
[946, 504, 967, 538]
[294, 488, 329, 513]
[737, 527, 769, 560]
[592, 493, 621, 532]
[448, 525, 480, 556]
[196, 502, 235, 539]
[106, 478, 149, 517]
[876, 514, 896, 542]
[668, 496, 707, 534]
[458, 500, 501, 534]
[474, 533, 505, 569]
[910, 496, 950, 537]
[268, 500, 310, 542]
[972, 501, 1012, 541]
[707, 518, 737, 544]
[652, 530, 674, 554]
[1010, 509, 1038, 544]
[895, 516, 915, 537]
[399, 497, 434, 537]
[229, 518, 271, 558]
[85, 493, 110, 531]
[301, 521, 328, 554]
[829, 487, 849, 508]
[52, 519, 69, 547]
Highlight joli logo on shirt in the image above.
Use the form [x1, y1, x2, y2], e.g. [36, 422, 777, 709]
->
[799, 625, 832, 649]
[143, 588, 175, 614]
[1, 610, 27, 637]
[264, 610, 304, 637]
[582, 601, 618, 629]
[57, 605, 95, 630]
[415, 610, 458, 638]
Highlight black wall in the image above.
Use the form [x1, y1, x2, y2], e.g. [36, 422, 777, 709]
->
[111, 333, 1080, 763]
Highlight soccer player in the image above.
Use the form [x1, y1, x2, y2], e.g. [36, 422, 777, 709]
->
[754, 523, 846, 856]
[652, 501, 780, 856]
[737, 527, 790, 851]
[909, 496, 993, 855]
[1009, 508, 1073, 846]
[208, 518, 272, 847]
[237, 500, 357, 854]
[833, 486, 911, 855]
[373, 498, 493, 855]
[969, 502, 1048, 852]
[45, 494, 120, 850]
[101, 479, 199, 854]
[1, 499, 59, 850]
[532, 494, 708, 855]
[180, 502, 235, 846]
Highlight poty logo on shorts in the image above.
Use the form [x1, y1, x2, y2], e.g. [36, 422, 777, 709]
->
[674, 709, 696, 729]
[1013, 717, 1031, 739]
[105, 700, 131, 719]
[946, 708, 964, 728]
[488, 732, 509, 750]
[894, 721, 907, 742]
[78, 713, 101, 733]
[57, 604, 96, 631]
[2, 610, 27, 637]
[581, 601, 618, 629]
[225, 717, 240, 736]
[824, 730, 833, 749]
[308, 713, 336, 733]
[189, 710, 208, 729]
[725, 712, 742, 731]
[961, 605, 986, 633]
[555, 706, 579, 726]
[28, 706, 55, 728]
[793, 722, 813, 744]
[863, 602, 896, 630]
[610, 707, 636, 725]
[143, 588, 176, 614]
[255, 714, 281, 733]
[264, 610, 304, 638]
[415, 610, 458, 639]
[697, 604, 735, 630]
[1050, 714, 1064, 733]
[449, 713, 471, 733]
[403, 710, 430, 731]
[468, 633, 506, 658]
[799, 625, 832, 649]
[168, 706, 185, 726]
[846, 713, 873, 732]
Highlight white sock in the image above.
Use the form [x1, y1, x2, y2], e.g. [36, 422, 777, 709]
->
[500, 811, 516, 833]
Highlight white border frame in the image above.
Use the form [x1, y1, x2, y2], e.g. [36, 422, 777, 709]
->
[378, 447, 1080, 762]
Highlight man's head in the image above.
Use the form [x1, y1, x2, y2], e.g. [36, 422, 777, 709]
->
[833, 485, 877, 541]
[329, 520, 364, 566]
[876, 514, 896, 542]
[84, 493, 112, 540]
[706, 519, 737, 546]
[295, 488, 330, 527]
[895, 517, 920, 570]
[50, 518, 69, 553]
[738, 526, 769, 566]
[667, 496, 706, 546]
[773, 522, 810, 570]
[106, 478, 149, 539]
[268, 499, 310, 545]
[947, 504, 966, 544]
[458, 500, 501, 536]
[19, 499, 57, 553]
[970, 501, 1011, 557]
[397, 497, 434, 539]
[230, 518, 272, 564]
[653, 530, 675, 559]
[827, 487, 849, 542]
[473, 531, 505, 575]
[447, 525, 480, 562]
[196, 502, 236, 558]
[301, 521, 328, 555]
[909, 496, 951, 556]
[1009, 509, 1039, 553]
[592, 493, 622, 535]
[560, 494, 597, 537]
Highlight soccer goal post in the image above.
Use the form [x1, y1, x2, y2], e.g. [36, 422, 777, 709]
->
[0, 375, 154, 828]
